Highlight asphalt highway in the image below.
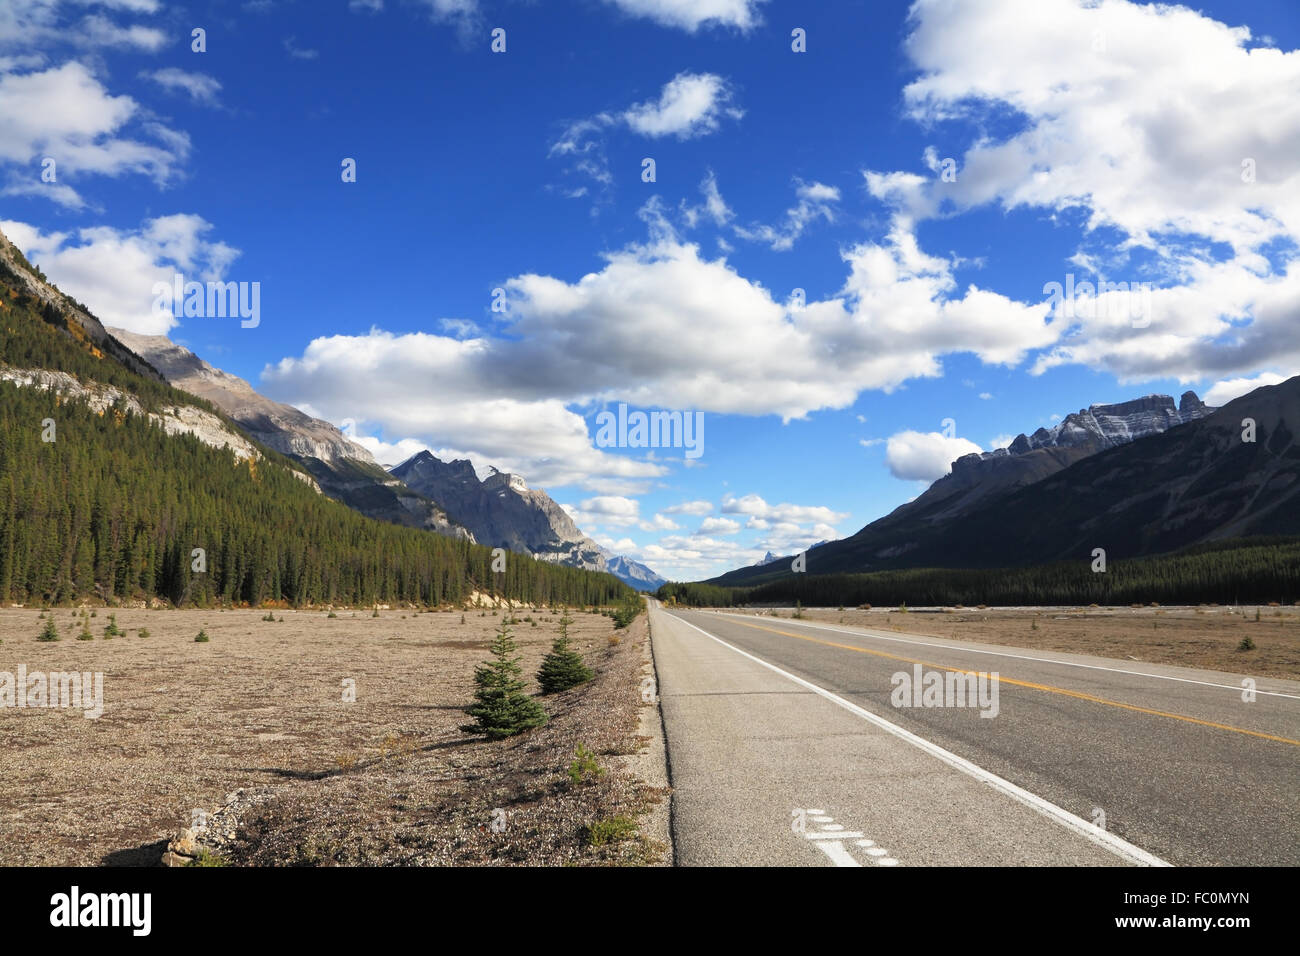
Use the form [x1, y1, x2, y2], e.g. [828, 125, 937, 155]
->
[650, 601, 1299, 867]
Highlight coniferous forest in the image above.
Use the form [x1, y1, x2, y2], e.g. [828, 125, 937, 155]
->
[0, 265, 632, 609]
[657, 536, 1300, 608]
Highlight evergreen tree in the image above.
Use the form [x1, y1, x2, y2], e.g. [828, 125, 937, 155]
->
[37, 617, 59, 642]
[537, 614, 593, 694]
[461, 619, 548, 739]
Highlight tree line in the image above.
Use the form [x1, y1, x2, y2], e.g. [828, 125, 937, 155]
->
[658, 537, 1300, 607]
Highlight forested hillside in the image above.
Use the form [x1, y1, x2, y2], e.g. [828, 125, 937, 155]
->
[0, 241, 630, 609]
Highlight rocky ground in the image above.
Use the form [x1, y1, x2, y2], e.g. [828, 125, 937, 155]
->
[0, 606, 669, 866]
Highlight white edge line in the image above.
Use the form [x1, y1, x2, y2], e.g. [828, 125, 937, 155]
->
[710, 611, 1300, 700]
[668, 611, 1172, 868]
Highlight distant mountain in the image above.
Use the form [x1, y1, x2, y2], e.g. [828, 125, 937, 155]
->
[108, 329, 472, 542]
[711, 389, 1226, 585]
[755, 551, 779, 566]
[390, 451, 664, 589]
[893, 392, 1214, 527]
[606, 555, 666, 592]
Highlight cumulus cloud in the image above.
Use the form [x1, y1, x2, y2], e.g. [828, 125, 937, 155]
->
[600, 0, 766, 32]
[1204, 372, 1292, 407]
[720, 493, 847, 526]
[663, 499, 712, 515]
[696, 516, 740, 535]
[866, 0, 1300, 387]
[2, 215, 240, 335]
[622, 72, 742, 139]
[884, 430, 984, 482]
[0, 62, 189, 204]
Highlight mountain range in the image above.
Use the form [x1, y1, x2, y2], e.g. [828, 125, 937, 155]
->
[107, 329, 664, 591]
[707, 384, 1300, 586]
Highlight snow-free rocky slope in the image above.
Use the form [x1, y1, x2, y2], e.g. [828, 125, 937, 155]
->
[390, 452, 664, 589]
[109, 329, 472, 542]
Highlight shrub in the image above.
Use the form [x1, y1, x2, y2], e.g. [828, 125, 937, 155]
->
[137, 628, 150, 638]
[611, 594, 645, 629]
[188, 850, 228, 868]
[37, 618, 60, 642]
[568, 743, 604, 785]
[195, 629, 210, 643]
[585, 816, 637, 847]
[460, 619, 548, 739]
[1238, 637, 1256, 651]
[538, 615, 593, 694]
[103, 614, 122, 638]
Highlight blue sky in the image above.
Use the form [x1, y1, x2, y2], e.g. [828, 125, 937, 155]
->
[3, 0, 1300, 581]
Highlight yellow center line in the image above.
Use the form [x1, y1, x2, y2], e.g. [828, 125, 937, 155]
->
[719, 616, 1300, 748]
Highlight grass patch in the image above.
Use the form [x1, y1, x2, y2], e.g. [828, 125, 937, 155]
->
[584, 816, 637, 848]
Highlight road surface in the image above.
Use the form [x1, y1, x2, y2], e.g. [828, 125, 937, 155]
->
[649, 601, 1300, 867]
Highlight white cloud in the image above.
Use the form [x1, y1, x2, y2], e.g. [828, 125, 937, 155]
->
[680, 170, 733, 229]
[639, 513, 680, 532]
[1204, 372, 1291, 407]
[141, 68, 221, 105]
[663, 499, 712, 515]
[0, 62, 188, 194]
[696, 516, 740, 535]
[988, 434, 1015, 451]
[720, 493, 847, 525]
[581, 496, 640, 519]
[2, 215, 240, 335]
[1, 2, 162, 54]
[733, 179, 840, 251]
[283, 36, 319, 59]
[884, 430, 985, 482]
[622, 72, 741, 139]
[865, 0, 1300, 388]
[600, 0, 766, 32]
[552, 73, 741, 198]
[78, 13, 165, 50]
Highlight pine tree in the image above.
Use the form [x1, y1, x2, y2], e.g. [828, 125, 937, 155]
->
[461, 619, 548, 739]
[37, 617, 59, 642]
[537, 614, 593, 694]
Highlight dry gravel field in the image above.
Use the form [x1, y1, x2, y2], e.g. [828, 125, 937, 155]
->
[727, 604, 1300, 679]
[0, 606, 668, 867]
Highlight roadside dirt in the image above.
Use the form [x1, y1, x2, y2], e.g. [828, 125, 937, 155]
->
[0, 606, 669, 866]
